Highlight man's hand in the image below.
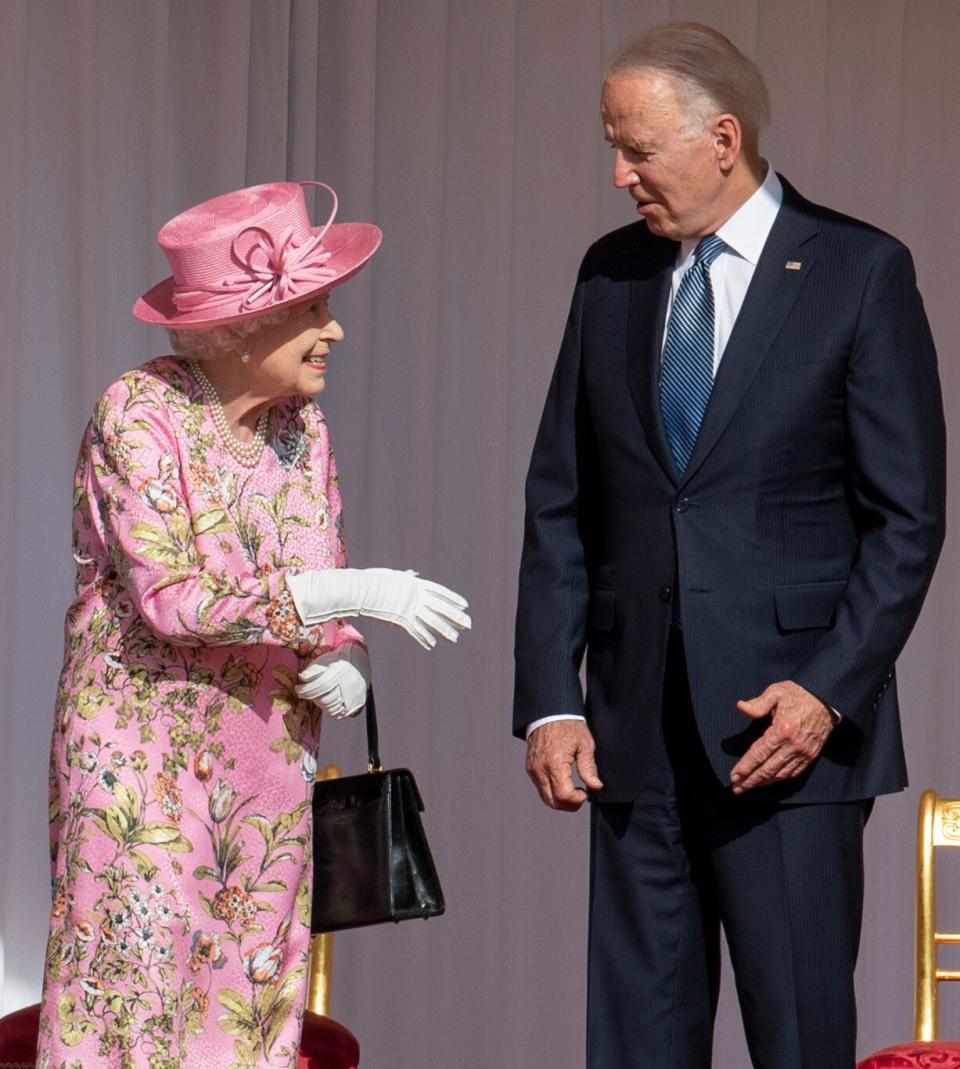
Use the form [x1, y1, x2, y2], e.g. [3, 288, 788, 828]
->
[730, 681, 836, 794]
[526, 720, 604, 811]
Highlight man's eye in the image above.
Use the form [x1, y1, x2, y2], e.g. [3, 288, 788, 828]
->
[609, 143, 652, 162]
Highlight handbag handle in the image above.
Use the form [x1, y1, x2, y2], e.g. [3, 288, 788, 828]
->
[365, 687, 383, 772]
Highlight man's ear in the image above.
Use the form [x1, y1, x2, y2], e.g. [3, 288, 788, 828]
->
[713, 113, 742, 174]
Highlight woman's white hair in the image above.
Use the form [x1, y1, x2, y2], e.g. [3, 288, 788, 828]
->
[166, 305, 295, 362]
[606, 22, 770, 145]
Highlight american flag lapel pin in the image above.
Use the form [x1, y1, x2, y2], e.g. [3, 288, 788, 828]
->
[785, 260, 802, 270]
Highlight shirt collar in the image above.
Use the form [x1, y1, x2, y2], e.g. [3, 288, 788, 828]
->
[678, 164, 783, 266]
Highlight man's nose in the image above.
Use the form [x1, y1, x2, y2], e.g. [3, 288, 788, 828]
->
[612, 151, 636, 188]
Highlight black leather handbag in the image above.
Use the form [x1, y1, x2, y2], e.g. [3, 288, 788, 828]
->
[310, 688, 445, 932]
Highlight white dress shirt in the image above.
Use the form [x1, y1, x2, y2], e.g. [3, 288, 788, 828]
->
[525, 166, 785, 739]
[668, 165, 783, 370]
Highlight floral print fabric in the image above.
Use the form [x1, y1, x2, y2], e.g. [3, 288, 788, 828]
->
[39, 357, 363, 1069]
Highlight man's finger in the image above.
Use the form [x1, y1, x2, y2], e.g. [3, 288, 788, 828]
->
[545, 760, 589, 811]
[773, 754, 808, 781]
[575, 750, 604, 792]
[527, 762, 585, 811]
[730, 727, 783, 784]
[732, 746, 805, 793]
[736, 686, 780, 720]
[733, 751, 810, 793]
[527, 765, 555, 809]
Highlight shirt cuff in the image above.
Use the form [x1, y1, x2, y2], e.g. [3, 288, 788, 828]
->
[524, 714, 587, 740]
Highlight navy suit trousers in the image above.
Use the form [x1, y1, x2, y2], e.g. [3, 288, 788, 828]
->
[587, 631, 870, 1069]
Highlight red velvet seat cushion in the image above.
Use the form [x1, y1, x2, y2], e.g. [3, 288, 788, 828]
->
[0, 1003, 358, 1069]
[858, 1041, 960, 1067]
[297, 1009, 360, 1069]
[0, 1002, 40, 1067]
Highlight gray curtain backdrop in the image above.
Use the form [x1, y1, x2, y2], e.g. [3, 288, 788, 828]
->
[3, 1, 959, 1065]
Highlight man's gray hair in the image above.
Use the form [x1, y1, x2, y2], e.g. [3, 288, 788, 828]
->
[606, 22, 770, 144]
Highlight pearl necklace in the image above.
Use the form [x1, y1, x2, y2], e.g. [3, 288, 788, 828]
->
[188, 361, 269, 468]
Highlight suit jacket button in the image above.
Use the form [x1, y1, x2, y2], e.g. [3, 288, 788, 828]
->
[675, 497, 689, 513]
[659, 585, 672, 602]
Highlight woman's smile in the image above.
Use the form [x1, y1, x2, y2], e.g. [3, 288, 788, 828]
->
[302, 351, 328, 371]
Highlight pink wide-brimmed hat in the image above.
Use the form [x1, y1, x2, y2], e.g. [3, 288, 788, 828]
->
[133, 181, 381, 330]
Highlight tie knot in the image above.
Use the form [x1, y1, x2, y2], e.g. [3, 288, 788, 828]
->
[693, 234, 726, 267]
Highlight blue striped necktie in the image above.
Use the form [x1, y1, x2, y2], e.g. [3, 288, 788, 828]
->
[660, 234, 726, 474]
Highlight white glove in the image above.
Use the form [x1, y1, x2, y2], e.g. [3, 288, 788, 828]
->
[286, 567, 471, 651]
[296, 643, 371, 719]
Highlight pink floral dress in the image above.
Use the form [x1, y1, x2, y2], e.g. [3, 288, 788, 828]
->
[38, 357, 364, 1069]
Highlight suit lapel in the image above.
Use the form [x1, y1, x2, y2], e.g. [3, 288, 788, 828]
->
[625, 236, 679, 484]
[681, 184, 819, 483]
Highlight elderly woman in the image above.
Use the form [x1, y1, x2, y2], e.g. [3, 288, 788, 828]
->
[37, 181, 469, 1068]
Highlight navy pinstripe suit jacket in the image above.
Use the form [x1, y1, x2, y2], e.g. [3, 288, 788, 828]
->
[513, 177, 946, 805]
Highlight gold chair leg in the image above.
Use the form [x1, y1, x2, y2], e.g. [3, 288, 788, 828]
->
[915, 789, 938, 1041]
[307, 763, 341, 1018]
[307, 932, 334, 1017]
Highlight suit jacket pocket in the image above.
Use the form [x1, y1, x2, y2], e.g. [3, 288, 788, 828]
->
[589, 589, 616, 631]
[774, 580, 846, 631]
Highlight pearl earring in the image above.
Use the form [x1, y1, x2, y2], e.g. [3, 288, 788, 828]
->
[241, 350, 251, 363]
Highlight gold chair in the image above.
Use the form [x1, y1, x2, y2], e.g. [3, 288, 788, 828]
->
[858, 789, 960, 1067]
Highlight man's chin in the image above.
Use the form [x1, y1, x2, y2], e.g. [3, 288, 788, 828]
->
[641, 217, 670, 238]
[636, 204, 669, 236]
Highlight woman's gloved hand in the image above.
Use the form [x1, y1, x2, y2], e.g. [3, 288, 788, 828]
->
[286, 568, 471, 650]
[296, 643, 370, 719]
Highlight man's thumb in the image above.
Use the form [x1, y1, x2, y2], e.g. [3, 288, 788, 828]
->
[577, 752, 604, 790]
[736, 689, 777, 719]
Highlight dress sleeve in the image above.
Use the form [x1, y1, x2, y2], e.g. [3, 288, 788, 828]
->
[80, 372, 361, 653]
[299, 413, 365, 654]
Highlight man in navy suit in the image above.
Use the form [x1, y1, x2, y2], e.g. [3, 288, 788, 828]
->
[513, 22, 946, 1069]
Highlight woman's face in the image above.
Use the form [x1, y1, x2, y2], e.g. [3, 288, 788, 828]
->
[245, 293, 344, 399]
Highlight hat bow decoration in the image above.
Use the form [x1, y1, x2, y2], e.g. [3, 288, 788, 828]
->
[171, 184, 340, 315]
[173, 226, 338, 314]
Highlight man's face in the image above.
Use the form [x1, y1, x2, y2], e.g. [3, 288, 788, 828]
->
[601, 71, 727, 241]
